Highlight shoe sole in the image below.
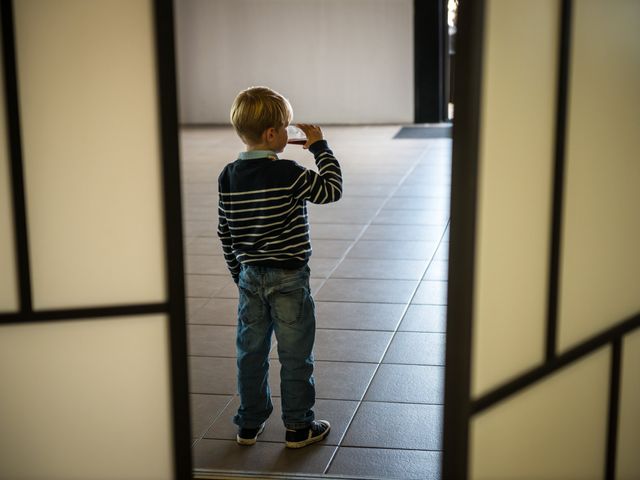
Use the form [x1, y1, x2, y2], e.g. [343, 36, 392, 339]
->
[236, 423, 265, 446]
[285, 424, 331, 449]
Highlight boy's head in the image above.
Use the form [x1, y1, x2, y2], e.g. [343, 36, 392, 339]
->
[230, 86, 293, 145]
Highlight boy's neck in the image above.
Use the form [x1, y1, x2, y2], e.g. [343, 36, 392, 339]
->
[246, 144, 272, 152]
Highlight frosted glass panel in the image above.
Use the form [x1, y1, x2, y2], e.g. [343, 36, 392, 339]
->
[175, 0, 413, 123]
[472, 0, 558, 396]
[618, 329, 640, 479]
[470, 348, 609, 480]
[14, 0, 166, 309]
[0, 36, 18, 313]
[558, 0, 640, 351]
[0, 315, 173, 479]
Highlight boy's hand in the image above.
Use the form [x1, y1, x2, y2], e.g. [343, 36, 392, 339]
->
[296, 124, 324, 149]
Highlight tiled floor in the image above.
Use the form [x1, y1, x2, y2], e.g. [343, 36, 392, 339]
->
[183, 125, 451, 480]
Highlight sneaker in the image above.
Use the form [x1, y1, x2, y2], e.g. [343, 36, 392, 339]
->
[285, 420, 331, 449]
[236, 423, 265, 446]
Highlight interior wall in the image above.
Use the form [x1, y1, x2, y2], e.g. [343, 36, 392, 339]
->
[174, 0, 414, 124]
[0, 1, 176, 478]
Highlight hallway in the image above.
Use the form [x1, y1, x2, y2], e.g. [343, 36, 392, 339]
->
[184, 126, 451, 479]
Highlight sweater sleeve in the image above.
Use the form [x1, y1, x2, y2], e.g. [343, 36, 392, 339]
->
[292, 140, 343, 204]
[217, 181, 241, 283]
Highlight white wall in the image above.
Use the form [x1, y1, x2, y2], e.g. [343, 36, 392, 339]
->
[0, 1, 175, 478]
[175, 0, 414, 124]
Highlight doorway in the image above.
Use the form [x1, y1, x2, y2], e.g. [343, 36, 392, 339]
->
[176, 1, 453, 478]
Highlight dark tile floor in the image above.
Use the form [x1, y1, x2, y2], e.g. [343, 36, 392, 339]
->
[183, 126, 450, 480]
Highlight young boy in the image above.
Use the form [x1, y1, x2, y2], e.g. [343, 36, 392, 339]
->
[217, 86, 342, 448]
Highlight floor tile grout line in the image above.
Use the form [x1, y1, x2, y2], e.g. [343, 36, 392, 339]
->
[191, 394, 236, 451]
[189, 354, 446, 367]
[200, 437, 444, 453]
[322, 165, 451, 474]
[189, 351, 444, 368]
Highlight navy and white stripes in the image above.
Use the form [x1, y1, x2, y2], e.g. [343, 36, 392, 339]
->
[217, 140, 342, 281]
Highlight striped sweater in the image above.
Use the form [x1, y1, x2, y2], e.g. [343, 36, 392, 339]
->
[217, 139, 343, 282]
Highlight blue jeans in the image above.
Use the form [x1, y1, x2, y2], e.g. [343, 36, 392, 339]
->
[234, 264, 316, 430]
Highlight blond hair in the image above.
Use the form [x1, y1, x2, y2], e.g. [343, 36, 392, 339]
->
[230, 86, 293, 144]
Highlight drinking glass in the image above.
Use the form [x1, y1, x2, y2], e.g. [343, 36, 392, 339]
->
[286, 125, 307, 145]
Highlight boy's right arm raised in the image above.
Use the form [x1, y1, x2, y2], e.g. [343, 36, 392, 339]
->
[292, 139, 343, 204]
